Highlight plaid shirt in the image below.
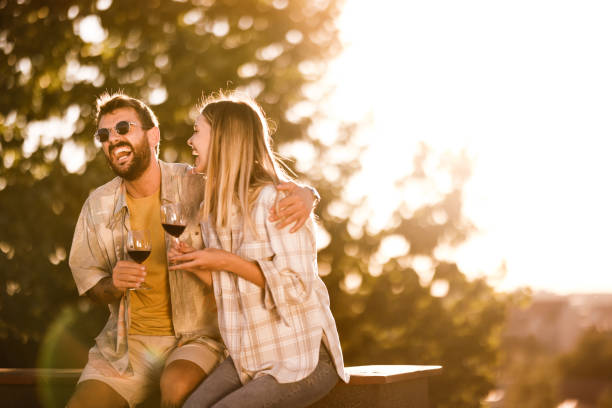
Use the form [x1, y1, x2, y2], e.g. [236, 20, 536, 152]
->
[69, 161, 223, 375]
[203, 184, 349, 384]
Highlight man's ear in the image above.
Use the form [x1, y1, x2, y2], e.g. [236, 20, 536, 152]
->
[147, 126, 160, 152]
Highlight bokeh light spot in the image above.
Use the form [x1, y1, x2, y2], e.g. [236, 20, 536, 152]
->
[430, 279, 450, 298]
[341, 271, 362, 294]
[285, 29, 303, 44]
[74, 15, 107, 44]
[96, 0, 112, 11]
[148, 87, 168, 105]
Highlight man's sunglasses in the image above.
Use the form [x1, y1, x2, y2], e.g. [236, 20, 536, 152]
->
[94, 121, 142, 143]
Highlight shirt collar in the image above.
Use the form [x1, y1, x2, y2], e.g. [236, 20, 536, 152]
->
[160, 160, 175, 204]
[106, 178, 128, 229]
[109, 159, 167, 227]
[107, 160, 200, 227]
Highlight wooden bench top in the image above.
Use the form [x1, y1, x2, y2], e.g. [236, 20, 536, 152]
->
[345, 365, 443, 385]
[0, 365, 442, 386]
[0, 368, 83, 385]
[1, 365, 443, 408]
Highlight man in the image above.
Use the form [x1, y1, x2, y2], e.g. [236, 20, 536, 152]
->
[67, 93, 318, 408]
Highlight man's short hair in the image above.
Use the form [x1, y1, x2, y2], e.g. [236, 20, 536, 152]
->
[95, 92, 160, 155]
[96, 92, 159, 128]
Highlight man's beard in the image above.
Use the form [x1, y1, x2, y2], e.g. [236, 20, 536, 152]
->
[106, 137, 151, 181]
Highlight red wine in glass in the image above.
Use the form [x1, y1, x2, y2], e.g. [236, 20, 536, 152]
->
[161, 203, 186, 242]
[126, 229, 152, 290]
[128, 249, 151, 263]
[162, 223, 186, 238]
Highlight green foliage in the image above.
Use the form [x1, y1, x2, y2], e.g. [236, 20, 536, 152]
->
[500, 336, 561, 407]
[313, 147, 512, 407]
[557, 328, 612, 406]
[499, 326, 612, 406]
[559, 328, 612, 380]
[1, 0, 512, 406]
[598, 387, 612, 408]
[503, 358, 560, 408]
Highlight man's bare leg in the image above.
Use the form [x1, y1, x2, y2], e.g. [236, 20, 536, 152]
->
[159, 359, 206, 408]
[66, 380, 128, 408]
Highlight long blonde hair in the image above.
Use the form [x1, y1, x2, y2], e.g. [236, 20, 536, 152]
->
[199, 92, 290, 233]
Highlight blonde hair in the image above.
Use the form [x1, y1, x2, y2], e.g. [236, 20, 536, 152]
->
[199, 92, 290, 233]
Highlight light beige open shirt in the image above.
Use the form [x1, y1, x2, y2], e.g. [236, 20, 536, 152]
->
[69, 161, 223, 375]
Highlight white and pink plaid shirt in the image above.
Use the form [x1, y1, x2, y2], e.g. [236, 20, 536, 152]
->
[202, 184, 349, 385]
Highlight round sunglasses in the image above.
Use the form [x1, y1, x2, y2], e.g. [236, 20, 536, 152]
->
[94, 121, 143, 143]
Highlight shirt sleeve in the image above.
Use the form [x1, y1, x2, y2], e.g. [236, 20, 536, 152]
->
[69, 199, 112, 296]
[250, 187, 318, 320]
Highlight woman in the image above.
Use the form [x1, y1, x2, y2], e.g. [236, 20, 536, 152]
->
[169, 93, 348, 407]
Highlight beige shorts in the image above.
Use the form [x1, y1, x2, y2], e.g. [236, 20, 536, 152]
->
[78, 335, 222, 407]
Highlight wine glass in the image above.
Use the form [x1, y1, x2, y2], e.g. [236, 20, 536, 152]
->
[161, 203, 187, 245]
[126, 229, 152, 291]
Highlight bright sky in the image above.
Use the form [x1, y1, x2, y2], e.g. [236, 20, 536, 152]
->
[322, 0, 612, 294]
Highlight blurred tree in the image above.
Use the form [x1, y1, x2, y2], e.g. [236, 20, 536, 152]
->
[496, 325, 612, 407]
[598, 387, 612, 408]
[557, 328, 612, 405]
[499, 335, 560, 408]
[1, 0, 512, 406]
[0, 0, 342, 366]
[304, 140, 515, 408]
[559, 328, 612, 381]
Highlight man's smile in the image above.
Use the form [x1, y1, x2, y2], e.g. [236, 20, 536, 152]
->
[110, 144, 134, 165]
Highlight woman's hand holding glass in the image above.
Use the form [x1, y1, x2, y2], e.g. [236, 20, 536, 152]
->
[170, 242, 266, 287]
[168, 242, 224, 286]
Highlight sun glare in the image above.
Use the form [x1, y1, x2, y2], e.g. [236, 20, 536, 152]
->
[324, 0, 612, 293]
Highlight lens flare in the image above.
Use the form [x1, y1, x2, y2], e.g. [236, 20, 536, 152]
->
[36, 305, 93, 408]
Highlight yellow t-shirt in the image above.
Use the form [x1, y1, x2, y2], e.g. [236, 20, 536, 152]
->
[125, 188, 174, 335]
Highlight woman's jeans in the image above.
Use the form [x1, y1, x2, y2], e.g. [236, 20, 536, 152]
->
[183, 345, 339, 408]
